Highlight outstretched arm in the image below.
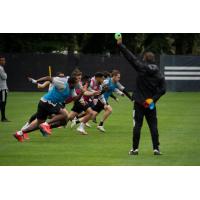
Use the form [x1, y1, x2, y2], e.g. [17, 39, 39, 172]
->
[110, 93, 119, 102]
[36, 76, 53, 83]
[117, 38, 147, 73]
[122, 89, 132, 101]
[28, 76, 53, 84]
[37, 81, 51, 89]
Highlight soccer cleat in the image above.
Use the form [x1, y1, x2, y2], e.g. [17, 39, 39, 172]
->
[70, 119, 77, 128]
[85, 122, 91, 128]
[153, 149, 162, 155]
[129, 149, 139, 155]
[13, 131, 24, 142]
[97, 125, 105, 132]
[77, 126, 88, 135]
[23, 132, 30, 140]
[39, 123, 52, 137]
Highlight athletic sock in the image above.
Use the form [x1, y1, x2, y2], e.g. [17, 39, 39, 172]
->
[80, 122, 85, 129]
[17, 130, 23, 136]
[21, 122, 29, 131]
[99, 121, 104, 126]
[76, 119, 81, 124]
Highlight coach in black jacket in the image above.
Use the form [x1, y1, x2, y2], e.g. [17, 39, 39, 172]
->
[117, 38, 166, 155]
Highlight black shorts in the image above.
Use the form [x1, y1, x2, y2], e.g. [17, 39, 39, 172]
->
[71, 101, 90, 114]
[36, 100, 61, 120]
[59, 102, 66, 109]
[92, 100, 106, 113]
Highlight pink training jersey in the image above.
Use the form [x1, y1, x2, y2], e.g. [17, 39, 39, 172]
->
[89, 76, 101, 91]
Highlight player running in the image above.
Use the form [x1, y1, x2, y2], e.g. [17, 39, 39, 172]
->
[96, 69, 132, 132]
[69, 72, 104, 134]
[13, 75, 82, 142]
[20, 72, 70, 139]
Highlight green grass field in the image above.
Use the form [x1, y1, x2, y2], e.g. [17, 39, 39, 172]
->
[0, 92, 200, 166]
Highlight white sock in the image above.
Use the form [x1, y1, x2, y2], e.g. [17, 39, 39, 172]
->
[21, 122, 29, 131]
[80, 122, 85, 129]
[17, 131, 23, 136]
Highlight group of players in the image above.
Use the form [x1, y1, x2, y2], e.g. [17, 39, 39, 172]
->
[14, 68, 132, 142]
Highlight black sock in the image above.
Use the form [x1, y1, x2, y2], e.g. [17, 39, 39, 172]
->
[76, 119, 80, 124]
[99, 121, 103, 126]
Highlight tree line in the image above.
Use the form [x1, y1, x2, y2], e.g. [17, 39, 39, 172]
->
[0, 33, 200, 55]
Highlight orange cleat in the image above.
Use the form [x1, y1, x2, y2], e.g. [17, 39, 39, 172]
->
[23, 132, 30, 140]
[13, 132, 24, 142]
[39, 123, 52, 136]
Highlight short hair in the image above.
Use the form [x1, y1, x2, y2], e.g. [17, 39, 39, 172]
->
[143, 52, 155, 63]
[56, 72, 65, 77]
[82, 75, 91, 86]
[111, 70, 120, 77]
[95, 72, 104, 78]
[71, 68, 82, 77]
[68, 76, 77, 85]
[103, 71, 111, 78]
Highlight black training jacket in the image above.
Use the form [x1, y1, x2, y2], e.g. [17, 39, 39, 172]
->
[118, 43, 166, 104]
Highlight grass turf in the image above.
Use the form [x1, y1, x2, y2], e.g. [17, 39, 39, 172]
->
[0, 92, 200, 166]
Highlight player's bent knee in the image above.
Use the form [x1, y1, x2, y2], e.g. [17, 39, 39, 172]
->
[108, 106, 112, 113]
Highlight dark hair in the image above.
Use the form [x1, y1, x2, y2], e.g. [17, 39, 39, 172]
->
[143, 52, 155, 63]
[71, 68, 82, 77]
[56, 72, 65, 77]
[0, 55, 5, 59]
[82, 75, 91, 86]
[111, 70, 120, 77]
[95, 72, 104, 78]
[103, 71, 111, 78]
[68, 76, 77, 85]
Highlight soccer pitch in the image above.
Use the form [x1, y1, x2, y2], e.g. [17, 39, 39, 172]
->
[0, 92, 200, 166]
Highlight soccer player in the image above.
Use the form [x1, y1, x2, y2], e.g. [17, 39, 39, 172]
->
[117, 36, 166, 155]
[21, 72, 69, 138]
[0, 56, 10, 122]
[93, 69, 132, 132]
[103, 71, 119, 102]
[14, 76, 81, 142]
[69, 73, 103, 134]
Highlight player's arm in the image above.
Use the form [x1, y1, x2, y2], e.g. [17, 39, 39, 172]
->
[0, 67, 7, 80]
[72, 89, 84, 102]
[122, 89, 132, 101]
[36, 76, 53, 83]
[87, 79, 104, 96]
[110, 93, 119, 102]
[152, 77, 166, 103]
[117, 39, 147, 73]
[37, 81, 51, 89]
[116, 82, 132, 101]
[84, 90, 100, 97]
[28, 76, 53, 84]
